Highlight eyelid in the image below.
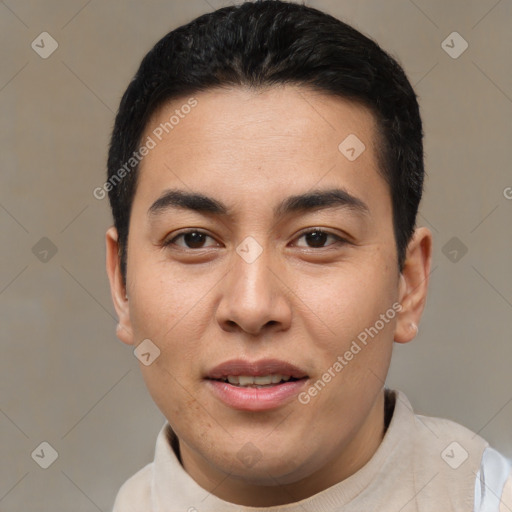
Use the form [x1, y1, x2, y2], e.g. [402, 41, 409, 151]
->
[164, 229, 219, 248]
[163, 227, 350, 250]
[292, 228, 349, 248]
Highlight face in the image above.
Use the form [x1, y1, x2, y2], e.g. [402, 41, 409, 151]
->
[106, 85, 432, 504]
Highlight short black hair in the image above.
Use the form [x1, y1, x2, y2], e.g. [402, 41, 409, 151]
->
[107, 0, 424, 285]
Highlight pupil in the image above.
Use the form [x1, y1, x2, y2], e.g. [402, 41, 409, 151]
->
[307, 231, 327, 247]
[185, 232, 205, 248]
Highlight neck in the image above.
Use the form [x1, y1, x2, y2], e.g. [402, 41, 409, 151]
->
[178, 389, 388, 507]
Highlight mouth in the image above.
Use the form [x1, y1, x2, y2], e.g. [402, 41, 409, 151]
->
[204, 359, 309, 411]
[209, 374, 303, 388]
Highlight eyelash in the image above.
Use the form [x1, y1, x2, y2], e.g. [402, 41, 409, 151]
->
[163, 228, 349, 250]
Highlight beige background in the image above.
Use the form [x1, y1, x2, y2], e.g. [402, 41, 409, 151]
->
[1, 0, 511, 510]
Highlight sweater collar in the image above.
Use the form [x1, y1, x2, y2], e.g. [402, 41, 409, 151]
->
[151, 388, 412, 512]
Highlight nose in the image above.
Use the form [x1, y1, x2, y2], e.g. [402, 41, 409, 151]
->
[215, 244, 292, 336]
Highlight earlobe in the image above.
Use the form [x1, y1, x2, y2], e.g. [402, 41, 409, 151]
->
[393, 227, 433, 344]
[394, 321, 419, 343]
[105, 226, 135, 346]
[115, 322, 133, 344]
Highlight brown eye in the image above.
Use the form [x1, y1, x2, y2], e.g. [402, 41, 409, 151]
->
[165, 230, 218, 249]
[295, 229, 346, 248]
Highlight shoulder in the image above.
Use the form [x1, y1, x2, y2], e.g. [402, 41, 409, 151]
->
[111, 462, 153, 512]
[401, 392, 490, 463]
[414, 409, 486, 448]
[474, 446, 512, 512]
[500, 471, 512, 512]
[392, 391, 489, 461]
[393, 390, 512, 511]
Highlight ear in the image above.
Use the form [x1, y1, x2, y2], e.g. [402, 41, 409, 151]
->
[105, 226, 135, 345]
[394, 226, 433, 344]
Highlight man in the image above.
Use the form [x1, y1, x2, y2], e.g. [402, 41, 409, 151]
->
[104, 1, 512, 510]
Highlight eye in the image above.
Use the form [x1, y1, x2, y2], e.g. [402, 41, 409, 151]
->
[163, 228, 347, 250]
[164, 230, 219, 249]
[293, 229, 347, 249]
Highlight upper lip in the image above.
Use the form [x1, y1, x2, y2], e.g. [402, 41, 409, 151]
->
[206, 359, 309, 379]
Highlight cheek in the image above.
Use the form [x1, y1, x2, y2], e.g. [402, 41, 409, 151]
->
[138, 360, 206, 438]
[293, 260, 398, 350]
[127, 250, 211, 341]
[127, 292, 209, 421]
[128, 268, 208, 409]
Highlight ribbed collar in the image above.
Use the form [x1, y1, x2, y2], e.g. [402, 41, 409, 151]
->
[150, 388, 414, 511]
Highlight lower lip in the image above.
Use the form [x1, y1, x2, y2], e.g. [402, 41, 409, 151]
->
[206, 379, 308, 411]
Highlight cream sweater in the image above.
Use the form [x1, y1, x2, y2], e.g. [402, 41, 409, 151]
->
[112, 389, 512, 511]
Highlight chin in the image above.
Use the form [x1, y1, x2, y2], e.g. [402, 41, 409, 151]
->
[227, 459, 309, 486]
[208, 440, 315, 485]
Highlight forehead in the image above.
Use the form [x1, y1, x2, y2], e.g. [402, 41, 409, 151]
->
[134, 85, 389, 220]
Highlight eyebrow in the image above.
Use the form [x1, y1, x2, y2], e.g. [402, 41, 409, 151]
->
[147, 187, 370, 220]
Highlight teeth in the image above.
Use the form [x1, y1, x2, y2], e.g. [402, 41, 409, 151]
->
[254, 375, 272, 385]
[222, 374, 293, 387]
[238, 375, 254, 386]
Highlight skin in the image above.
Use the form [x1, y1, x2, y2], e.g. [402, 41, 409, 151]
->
[106, 85, 432, 507]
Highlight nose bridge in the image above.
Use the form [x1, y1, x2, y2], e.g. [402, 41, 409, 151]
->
[235, 238, 272, 296]
[216, 237, 291, 334]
